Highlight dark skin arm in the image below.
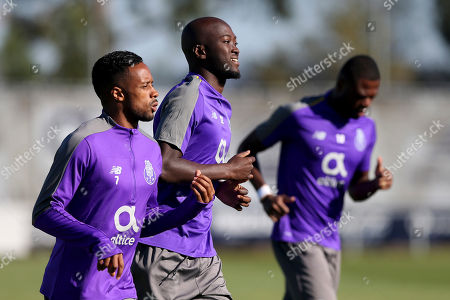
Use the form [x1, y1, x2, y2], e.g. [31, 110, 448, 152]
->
[159, 142, 254, 183]
[159, 142, 254, 211]
[348, 157, 393, 201]
[238, 131, 295, 222]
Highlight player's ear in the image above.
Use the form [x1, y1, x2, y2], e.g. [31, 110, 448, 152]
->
[111, 86, 125, 102]
[336, 77, 351, 96]
[193, 44, 207, 60]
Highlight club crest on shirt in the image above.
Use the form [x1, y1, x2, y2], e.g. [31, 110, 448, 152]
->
[143, 160, 156, 185]
[354, 128, 366, 152]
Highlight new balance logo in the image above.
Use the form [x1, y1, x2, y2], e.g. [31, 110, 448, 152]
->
[110, 165, 122, 185]
[313, 131, 326, 140]
[110, 166, 122, 174]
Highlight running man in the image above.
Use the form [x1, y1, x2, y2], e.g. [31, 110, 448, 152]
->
[32, 51, 215, 300]
[238, 55, 393, 300]
[132, 17, 254, 300]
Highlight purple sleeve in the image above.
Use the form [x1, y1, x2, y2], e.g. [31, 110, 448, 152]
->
[254, 105, 295, 147]
[34, 203, 122, 259]
[140, 194, 208, 237]
[32, 138, 121, 259]
[356, 123, 377, 173]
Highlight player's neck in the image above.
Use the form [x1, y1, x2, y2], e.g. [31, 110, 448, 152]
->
[327, 91, 351, 119]
[190, 67, 226, 94]
[104, 108, 138, 129]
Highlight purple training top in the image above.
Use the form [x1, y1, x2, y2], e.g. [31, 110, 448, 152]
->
[255, 93, 376, 250]
[32, 112, 206, 300]
[139, 73, 233, 257]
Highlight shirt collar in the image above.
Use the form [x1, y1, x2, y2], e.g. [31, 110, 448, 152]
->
[185, 72, 226, 100]
[100, 110, 140, 134]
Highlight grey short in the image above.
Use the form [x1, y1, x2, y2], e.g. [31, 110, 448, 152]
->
[131, 243, 232, 300]
[272, 241, 341, 300]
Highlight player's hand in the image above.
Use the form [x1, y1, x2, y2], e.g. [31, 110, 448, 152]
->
[261, 194, 296, 222]
[191, 170, 215, 204]
[97, 253, 124, 279]
[216, 180, 251, 211]
[375, 157, 393, 190]
[226, 150, 255, 181]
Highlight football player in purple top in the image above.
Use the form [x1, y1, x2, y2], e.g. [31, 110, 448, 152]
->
[32, 51, 215, 300]
[239, 55, 393, 300]
[132, 17, 254, 300]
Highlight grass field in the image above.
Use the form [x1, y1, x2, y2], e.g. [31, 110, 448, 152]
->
[1, 245, 450, 299]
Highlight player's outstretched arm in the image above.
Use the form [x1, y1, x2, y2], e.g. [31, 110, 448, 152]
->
[238, 130, 295, 221]
[238, 129, 268, 191]
[158, 142, 255, 183]
[140, 170, 215, 237]
[349, 157, 393, 201]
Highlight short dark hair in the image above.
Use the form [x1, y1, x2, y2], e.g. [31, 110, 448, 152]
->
[338, 55, 380, 83]
[91, 51, 143, 101]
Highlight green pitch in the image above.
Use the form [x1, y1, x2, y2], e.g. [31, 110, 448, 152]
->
[219, 245, 450, 300]
[1, 245, 450, 299]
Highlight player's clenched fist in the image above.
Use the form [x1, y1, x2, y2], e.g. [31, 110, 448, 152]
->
[216, 180, 251, 211]
[261, 194, 296, 222]
[191, 170, 215, 204]
[226, 150, 255, 181]
[376, 157, 393, 190]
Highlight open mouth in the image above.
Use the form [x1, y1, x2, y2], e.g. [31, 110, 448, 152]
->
[231, 58, 239, 66]
[151, 100, 158, 112]
[357, 107, 368, 116]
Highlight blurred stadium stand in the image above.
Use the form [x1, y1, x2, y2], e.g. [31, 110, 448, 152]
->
[0, 82, 448, 257]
